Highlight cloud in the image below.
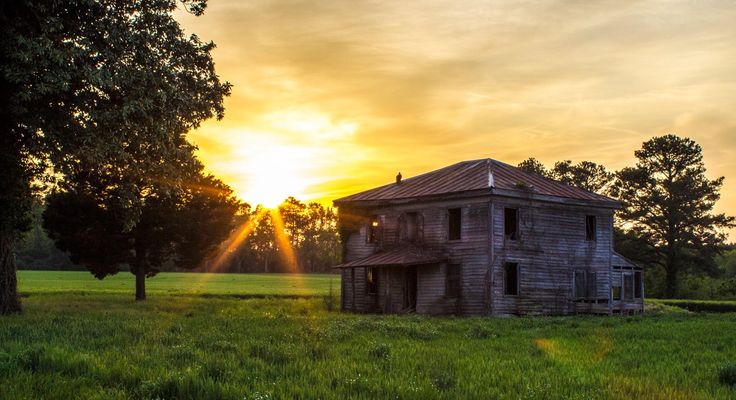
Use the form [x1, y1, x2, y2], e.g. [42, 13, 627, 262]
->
[176, 0, 736, 237]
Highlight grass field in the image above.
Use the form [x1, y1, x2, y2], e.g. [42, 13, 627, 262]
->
[2, 271, 736, 399]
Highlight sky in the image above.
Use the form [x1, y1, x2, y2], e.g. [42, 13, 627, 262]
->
[175, 1, 736, 238]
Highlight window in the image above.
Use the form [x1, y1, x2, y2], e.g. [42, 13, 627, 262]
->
[634, 271, 642, 299]
[574, 270, 598, 299]
[448, 208, 461, 241]
[446, 264, 462, 298]
[586, 215, 597, 241]
[401, 212, 420, 243]
[504, 208, 519, 240]
[504, 262, 519, 295]
[366, 267, 377, 295]
[612, 285, 622, 300]
[623, 273, 634, 301]
[367, 216, 380, 244]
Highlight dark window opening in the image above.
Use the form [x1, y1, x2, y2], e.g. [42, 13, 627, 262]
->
[402, 212, 420, 243]
[612, 286, 622, 301]
[366, 267, 377, 295]
[623, 273, 634, 301]
[504, 208, 519, 240]
[446, 264, 462, 298]
[367, 216, 380, 244]
[574, 270, 598, 299]
[634, 271, 642, 299]
[586, 215, 597, 241]
[448, 208, 462, 241]
[504, 262, 519, 295]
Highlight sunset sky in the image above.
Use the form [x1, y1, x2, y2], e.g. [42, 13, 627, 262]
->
[176, 1, 736, 237]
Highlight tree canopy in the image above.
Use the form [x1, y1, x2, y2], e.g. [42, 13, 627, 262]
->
[611, 135, 735, 297]
[44, 159, 241, 300]
[1, 0, 230, 313]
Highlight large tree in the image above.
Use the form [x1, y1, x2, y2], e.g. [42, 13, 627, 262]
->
[611, 135, 734, 297]
[0, 0, 229, 313]
[43, 160, 241, 300]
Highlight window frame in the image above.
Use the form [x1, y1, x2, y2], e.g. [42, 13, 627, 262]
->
[612, 285, 622, 301]
[623, 272, 634, 301]
[585, 215, 597, 241]
[366, 267, 378, 295]
[504, 208, 519, 241]
[445, 263, 462, 298]
[367, 215, 380, 244]
[504, 262, 520, 296]
[574, 270, 598, 300]
[448, 208, 462, 241]
[634, 271, 642, 299]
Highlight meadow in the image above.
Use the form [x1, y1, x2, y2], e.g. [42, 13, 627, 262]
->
[1, 271, 735, 399]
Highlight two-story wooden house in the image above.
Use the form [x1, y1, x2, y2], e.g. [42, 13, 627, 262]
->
[333, 158, 643, 316]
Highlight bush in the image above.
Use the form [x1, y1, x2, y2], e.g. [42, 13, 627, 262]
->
[658, 300, 736, 313]
[719, 363, 736, 386]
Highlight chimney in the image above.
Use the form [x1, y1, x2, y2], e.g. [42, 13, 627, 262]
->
[396, 172, 402, 185]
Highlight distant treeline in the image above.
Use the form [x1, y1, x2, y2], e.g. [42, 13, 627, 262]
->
[17, 197, 341, 274]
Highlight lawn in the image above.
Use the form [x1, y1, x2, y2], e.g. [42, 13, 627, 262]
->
[17, 270, 340, 297]
[1, 271, 735, 399]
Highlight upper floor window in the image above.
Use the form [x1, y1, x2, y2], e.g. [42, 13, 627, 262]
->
[401, 212, 420, 243]
[504, 208, 519, 241]
[448, 208, 462, 241]
[367, 215, 380, 244]
[585, 215, 597, 241]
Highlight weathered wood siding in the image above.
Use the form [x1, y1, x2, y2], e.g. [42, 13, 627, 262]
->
[489, 196, 614, 315]
[339, 198, 490, 315]
[339, 193, 634, 316]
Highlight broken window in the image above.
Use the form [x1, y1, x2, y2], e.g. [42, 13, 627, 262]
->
[504, 262, 519, 295]
[366, 267, 377, 295]
[623, 273, 634, 301]
[367, 216, 380, 244]
[586, 215, 597, 241]
[574, 270, 598, 299]
[448, 208, 461, 241]
[446, 264, 462, 298]
[612, 285, 622, 301]
[504, 208, 519, 240]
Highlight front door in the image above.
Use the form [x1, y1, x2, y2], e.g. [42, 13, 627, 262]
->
[404, 266, 417, 311]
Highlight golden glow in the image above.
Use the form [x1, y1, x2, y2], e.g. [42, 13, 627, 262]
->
[176, 2, 736, 238]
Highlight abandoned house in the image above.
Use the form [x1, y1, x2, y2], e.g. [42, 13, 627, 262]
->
[333, 158, 643, 316]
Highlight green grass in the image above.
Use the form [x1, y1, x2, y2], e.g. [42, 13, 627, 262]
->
[18, 270, 339, 298]
[1, 271, 735, 399]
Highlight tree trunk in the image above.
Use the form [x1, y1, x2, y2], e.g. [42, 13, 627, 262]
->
[664, 266, 678, 299]
[135, 268, 146, 301]
[0, 232, 21, 314]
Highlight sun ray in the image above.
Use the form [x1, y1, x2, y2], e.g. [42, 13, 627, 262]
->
[270, 208, 299, 273]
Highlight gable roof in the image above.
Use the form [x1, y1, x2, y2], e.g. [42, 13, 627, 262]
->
[334, 158, 619, 207]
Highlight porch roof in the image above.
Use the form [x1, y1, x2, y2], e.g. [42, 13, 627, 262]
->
[333, 244, 444, 269]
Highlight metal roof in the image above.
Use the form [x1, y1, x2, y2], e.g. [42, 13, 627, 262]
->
[334, 158, 617, 206]
[333, 244, 444, 269]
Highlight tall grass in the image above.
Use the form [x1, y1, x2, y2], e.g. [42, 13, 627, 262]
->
[1, 272, 735, 399]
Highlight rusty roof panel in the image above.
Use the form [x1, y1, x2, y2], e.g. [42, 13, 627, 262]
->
[334, 158, 616, 205]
